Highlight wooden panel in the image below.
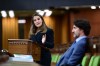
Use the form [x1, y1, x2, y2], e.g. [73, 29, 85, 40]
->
[24, 17, 31, 39]
[8, 39, 32, 55]
[8, 39, 41, 61]
[44, 15, 69, 45]
[2, 18, 18, 49]
[61, 14, 68, 44]
[69, 9, 100, 41]
[32, 43, 41, 61]
[9, 44, 28, 54]
[0, 18, 2, 50]
[24, 16, 69, 46]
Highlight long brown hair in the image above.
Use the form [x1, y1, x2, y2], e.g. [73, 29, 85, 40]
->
[29, 13, 47, 38]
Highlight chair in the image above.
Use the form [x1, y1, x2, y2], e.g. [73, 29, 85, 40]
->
[51, 53, 59, 63]
[92, 56, 100, 66]
[81, 55, 90, 66]
[57, 54, 62, 63]
[89, 56, 96, 66]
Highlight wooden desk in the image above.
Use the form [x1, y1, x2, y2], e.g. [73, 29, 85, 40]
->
[0, 56, 41, 66]
[8, 39, 32, 55]
[8, 39, 41, 61]
[0, 61, 41, 66]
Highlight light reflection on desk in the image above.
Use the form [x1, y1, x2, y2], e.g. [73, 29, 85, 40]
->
[0, 54, 41, 66]
[0, 61, 41, 66]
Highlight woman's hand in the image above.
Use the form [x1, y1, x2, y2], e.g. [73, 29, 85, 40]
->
[42, 34, 46, 44]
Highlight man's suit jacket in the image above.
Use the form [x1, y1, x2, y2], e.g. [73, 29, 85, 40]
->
[56, 37, 88, 66]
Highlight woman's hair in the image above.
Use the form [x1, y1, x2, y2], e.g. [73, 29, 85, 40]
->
[29, 13, 47, 37]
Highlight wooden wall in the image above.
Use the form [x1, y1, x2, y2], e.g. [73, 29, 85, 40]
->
[2, 18, 18, 49]
[44, 16, 63, 45]
[24, 17, 32, 39]
[0, 17, 2, 50]
[2, 9, 100, 50]
[69, 9, 100, 41]
[24, 15, 69, 46]
[44, 15, 69, 45]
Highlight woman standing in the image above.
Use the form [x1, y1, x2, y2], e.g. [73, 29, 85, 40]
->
[29, 13, 54, 66]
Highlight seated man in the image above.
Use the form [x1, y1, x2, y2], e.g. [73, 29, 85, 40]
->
[56, 19, 91, 66]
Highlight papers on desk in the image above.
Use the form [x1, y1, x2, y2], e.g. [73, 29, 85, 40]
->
[9, 54, 34, 62]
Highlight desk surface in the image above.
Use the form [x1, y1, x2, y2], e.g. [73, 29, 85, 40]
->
[10, 54, 34, 62]
[0, 55, 41, 66]
[0, 61, 41, 66]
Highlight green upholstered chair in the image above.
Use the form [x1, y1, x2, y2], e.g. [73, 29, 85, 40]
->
[81, 55, 90, 66]
[51, 54, 59, 63]
[57, 54, 62, 63]
[89, 56, 96, 66]
[92, 56, 100, 66]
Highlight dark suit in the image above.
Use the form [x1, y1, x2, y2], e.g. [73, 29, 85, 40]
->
[56, 36, 88, 66]
[30, 28, 54, 66]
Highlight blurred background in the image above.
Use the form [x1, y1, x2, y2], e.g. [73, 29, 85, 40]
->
[0, 0, 100, 49]
[0, 0, 100, 65]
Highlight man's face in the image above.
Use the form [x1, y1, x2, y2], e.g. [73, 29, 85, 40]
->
[72, 25, 82, 38]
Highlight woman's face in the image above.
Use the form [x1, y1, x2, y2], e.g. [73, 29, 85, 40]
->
[33, 16, 43, 27]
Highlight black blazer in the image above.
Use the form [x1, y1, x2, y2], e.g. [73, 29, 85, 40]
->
[30, 28, 54, 66]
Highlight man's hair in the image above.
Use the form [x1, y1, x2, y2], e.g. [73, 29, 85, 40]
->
[74, 19, 91, 36]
